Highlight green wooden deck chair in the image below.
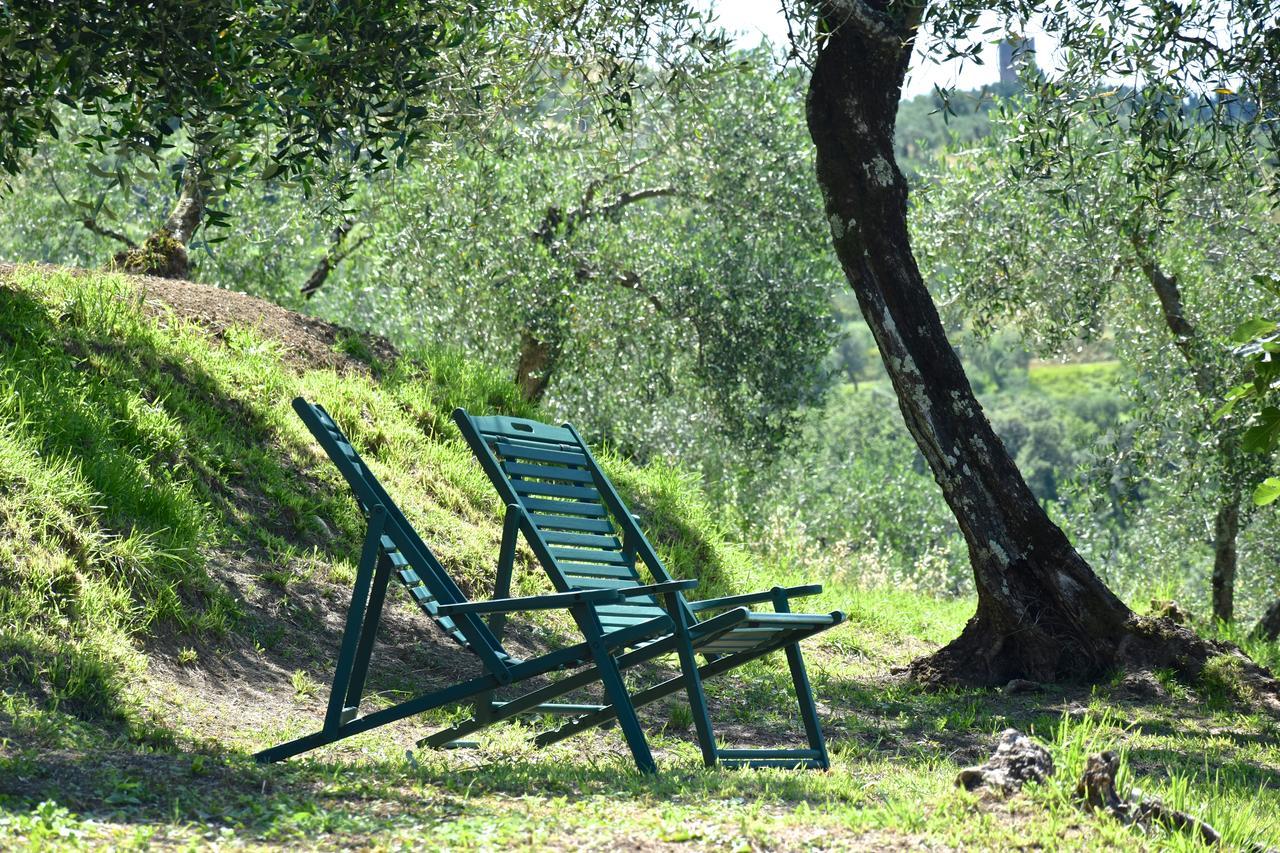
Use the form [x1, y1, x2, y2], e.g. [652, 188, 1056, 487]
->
[446, 408, 845, 770]
[256, 398, 683, 771]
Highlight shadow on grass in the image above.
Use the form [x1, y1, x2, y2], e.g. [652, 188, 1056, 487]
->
[2, 668, 1277, 845]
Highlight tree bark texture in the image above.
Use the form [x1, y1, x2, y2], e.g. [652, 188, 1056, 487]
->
[1254, 598, 1280, 642]
[806, 2, 1137, 683]
[515, 330, 560, 404]
[1211, 498, 1239, 623]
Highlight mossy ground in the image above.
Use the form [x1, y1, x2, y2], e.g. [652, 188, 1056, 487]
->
[1, 267, 1277, 850]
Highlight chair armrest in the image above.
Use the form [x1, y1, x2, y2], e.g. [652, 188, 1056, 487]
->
[436, 588, 621, 617]
[616, 579, 699, 598]
[686, 584, 823, 612]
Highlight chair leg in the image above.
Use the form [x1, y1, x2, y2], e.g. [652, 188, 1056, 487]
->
[325, 510, 386, 730]
[770, 589, 829, 769]
[592, 647, 657, 774]
[665, 592, 717, 767]
[782, 641, 829, 769]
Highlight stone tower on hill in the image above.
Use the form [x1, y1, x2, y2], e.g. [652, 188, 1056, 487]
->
[999, 37, 1036, 85]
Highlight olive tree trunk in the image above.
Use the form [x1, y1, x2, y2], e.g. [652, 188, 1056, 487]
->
[801, 1, 1274, 689]
[1254, 599, 1280, 642]
[1133, 237, 1241, 623]
[1211, 498, 1240, 623]
[113, 151, 206, 279]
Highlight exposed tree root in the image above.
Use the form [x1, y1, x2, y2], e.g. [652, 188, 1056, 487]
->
[1076, 751, 1231, 848]
[910, 615, 1280, 715]
[963, 732, 1278, 851]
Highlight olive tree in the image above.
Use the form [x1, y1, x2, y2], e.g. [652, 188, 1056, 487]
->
[913, 115, 1279, 624]
[791, 0, 1280, 687]
[0, 1, 720, 277]
[292, 51, 840, 456]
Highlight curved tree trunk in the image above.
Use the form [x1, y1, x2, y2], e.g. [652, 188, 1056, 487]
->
[801, 2, 1279, 692]
[114, 151, 206, 279]
[1131, 236, 1242, 623]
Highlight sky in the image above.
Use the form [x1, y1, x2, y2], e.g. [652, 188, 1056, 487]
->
[706, 1, 1052, 99]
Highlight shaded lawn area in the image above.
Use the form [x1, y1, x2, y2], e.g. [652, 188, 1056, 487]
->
[3, 586, 1278, 851]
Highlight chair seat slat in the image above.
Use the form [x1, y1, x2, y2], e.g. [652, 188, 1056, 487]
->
[560, 562, 641, 580]
[505, 461, 595, 484]
[495, 442, 589, 467]
[521, 497, 608, 518]
[551, 547, 628, 565]
[528, 513, 615, 534]
[541, 530, 622, 549]
[513, 480, 602, 501]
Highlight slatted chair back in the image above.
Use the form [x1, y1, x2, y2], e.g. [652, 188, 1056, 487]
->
[293, 398, 509, 667]
[454, 409, 690, 639]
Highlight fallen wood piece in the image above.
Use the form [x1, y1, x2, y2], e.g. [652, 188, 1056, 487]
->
[1076, 751, 1228, 848]
[956, 729, 1055, 794]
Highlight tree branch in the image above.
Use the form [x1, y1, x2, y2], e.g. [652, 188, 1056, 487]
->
[301, 219, 369, 299]
[575, 264, 665, 314]
[1127, 229, 1216, 396]
[48, 171, 138, 248]
[532, 185, 679, 246]
[81, 217, 137, 248]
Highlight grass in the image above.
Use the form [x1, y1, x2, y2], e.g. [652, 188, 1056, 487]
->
[1, 266, 1278, 850]
[1027, 359, 1121, 397]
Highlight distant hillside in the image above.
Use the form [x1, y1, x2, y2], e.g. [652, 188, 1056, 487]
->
[895, 83, 1015, 178]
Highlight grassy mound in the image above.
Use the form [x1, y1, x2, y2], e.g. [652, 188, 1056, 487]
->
[0, 265, 755, 731]
[1, 266, 1278, 850]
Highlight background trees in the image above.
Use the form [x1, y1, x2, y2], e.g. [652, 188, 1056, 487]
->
[913, 113, 1280, 623]
[1, 1, 499, 275]
[0, 1, 722, 276]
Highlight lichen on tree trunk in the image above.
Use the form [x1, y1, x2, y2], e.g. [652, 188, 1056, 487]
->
[113, 151, 206, 279]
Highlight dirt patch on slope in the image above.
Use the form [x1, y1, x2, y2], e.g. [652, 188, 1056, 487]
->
[0, 261, 399, 376]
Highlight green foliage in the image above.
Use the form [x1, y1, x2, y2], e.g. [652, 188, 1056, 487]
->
[1220, 273, 1280, 505]
[0, 2, 490, 194]
[0, 50, 836, 463]
[740, 345, 1134, 595]
[893, 84, 1015, 179]
[911, 85, 1280, 618]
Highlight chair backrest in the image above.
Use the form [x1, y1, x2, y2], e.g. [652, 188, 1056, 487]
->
[293, 397, 508, 665]
[453, 408, 686, 638]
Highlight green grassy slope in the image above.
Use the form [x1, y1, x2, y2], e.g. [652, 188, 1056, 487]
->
[1, 266, 1278, 850]
[0, 265, 757, 730]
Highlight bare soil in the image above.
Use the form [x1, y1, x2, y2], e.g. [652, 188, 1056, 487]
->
[0, 261, 399, 375]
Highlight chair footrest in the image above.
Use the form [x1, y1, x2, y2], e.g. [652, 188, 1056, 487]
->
[719, 757, 826, 769]
[716, 748, 826, 770]
[493, 701, 606, 716]
[443, 740, 478, 749]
